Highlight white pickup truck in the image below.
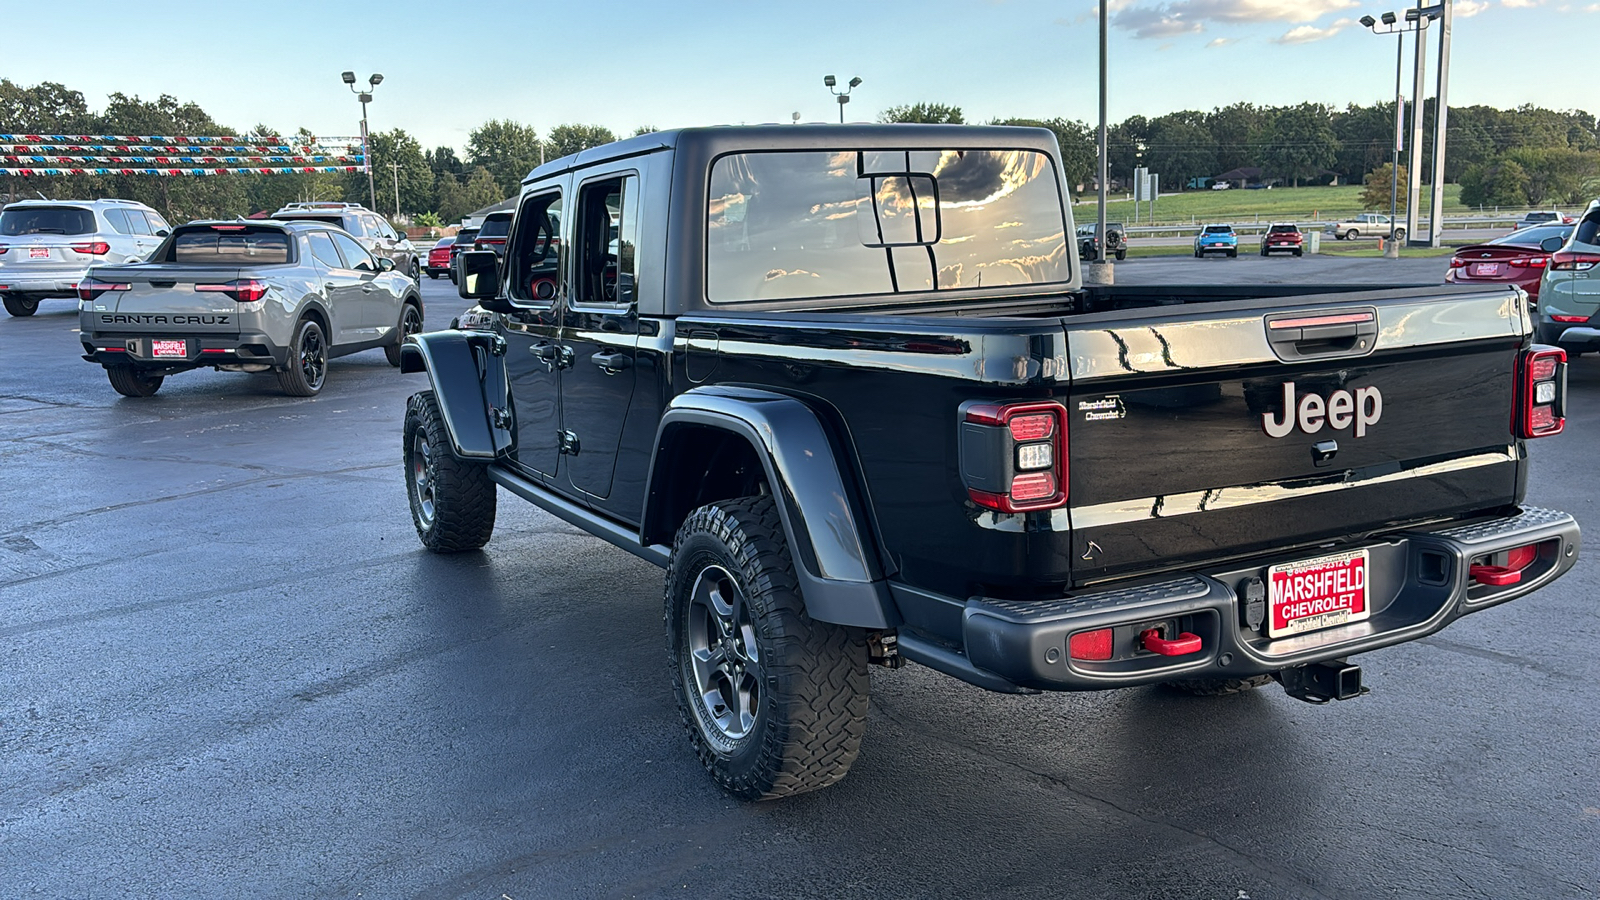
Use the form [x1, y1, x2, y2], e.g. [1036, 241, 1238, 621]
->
[1324, 213, 1404, 241]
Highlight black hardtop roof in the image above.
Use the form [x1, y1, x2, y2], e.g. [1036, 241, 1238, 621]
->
[521, 123, 1061, 185]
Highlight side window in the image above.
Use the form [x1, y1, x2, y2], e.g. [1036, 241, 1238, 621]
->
[343, 215, 368, 238]
[308, 231, 345, 270]
[575, 175, 637, 306]
[330, 231, 377, 272]
[144, 211, 170, 235]
[103, 209, 132, 234]
[378, 219, 399, 241]
[126, 209, 154, 236]
[508, 191, 564, 304]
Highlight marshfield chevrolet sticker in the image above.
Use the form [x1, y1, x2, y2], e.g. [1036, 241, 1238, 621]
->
[1079, 396, 1126, 421]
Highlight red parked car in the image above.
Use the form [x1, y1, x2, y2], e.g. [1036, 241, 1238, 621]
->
[1446, 223, 1574, 306]
[424, 236, 454, 280]
[1259, 223, 1304, 257]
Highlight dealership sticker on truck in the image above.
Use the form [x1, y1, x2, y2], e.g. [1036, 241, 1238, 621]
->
[1267, 548, 1369, 638]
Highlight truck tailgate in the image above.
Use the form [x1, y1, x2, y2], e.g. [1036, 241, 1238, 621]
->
[86, 264, 245, 334]
[1064, 287, 1525, 583]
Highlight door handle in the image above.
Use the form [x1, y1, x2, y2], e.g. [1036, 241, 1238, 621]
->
[591, 350, 632, 373]
[532, 342, 574, 369]
[362, 284, 377, 293]
[532, 341, 558, 361]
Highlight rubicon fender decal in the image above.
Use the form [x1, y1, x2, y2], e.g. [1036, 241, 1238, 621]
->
[1262, 382, 1383, 438]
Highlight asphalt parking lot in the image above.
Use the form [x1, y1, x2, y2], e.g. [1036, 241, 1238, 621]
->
[3, 256, 1597, 899]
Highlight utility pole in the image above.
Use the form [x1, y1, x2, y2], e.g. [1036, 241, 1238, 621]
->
[1427, 0, 1453, 248]
[1096, 0, 1108, 267]
[1405, 5, 1427, 247]
[388, 161, 401, 218]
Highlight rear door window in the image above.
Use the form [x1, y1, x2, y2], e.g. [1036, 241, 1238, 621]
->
[104, 209, 134, 234]
[143, 211, 170, 235]
[0, 206, 96, 236]
[307, 231, 346, 269]
[574, 176, 637, 306]
[125, 210, 154, 236]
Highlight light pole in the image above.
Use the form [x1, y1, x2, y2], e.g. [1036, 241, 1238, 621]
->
[824, 75, 861, 123]
[1358, 8, 1438, 250]
[341, 70, 383, 210]
[1096, 0, 1108, 267]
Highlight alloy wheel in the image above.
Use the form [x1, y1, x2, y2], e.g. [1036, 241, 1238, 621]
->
[685, 564, 762, 745]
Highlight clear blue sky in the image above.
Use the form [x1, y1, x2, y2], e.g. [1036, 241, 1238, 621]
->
[2, 0, 1587, 151]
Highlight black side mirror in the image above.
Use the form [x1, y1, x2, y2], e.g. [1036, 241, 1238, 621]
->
[458, 250, 501, 300]
[1541, 236, 1565, 253]
[377, 257, 396, 272]
[155, 229, 170, 237]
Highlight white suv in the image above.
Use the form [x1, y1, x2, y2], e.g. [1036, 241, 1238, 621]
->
[0, 198, 171, 317]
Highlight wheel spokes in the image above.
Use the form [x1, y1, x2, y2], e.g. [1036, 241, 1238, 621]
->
[685, 565, 761, 743]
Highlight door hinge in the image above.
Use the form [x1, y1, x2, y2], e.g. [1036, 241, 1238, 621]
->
[558, 430, 580, 455]
[490, 407, 511, 430]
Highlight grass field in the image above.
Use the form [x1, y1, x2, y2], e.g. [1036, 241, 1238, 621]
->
[1071, 184, 1468, 226]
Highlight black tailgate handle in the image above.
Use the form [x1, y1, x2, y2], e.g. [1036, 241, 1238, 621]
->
[1265, 308, 1378, 361]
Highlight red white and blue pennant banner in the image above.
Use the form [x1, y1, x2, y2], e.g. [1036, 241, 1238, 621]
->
[0, 135, 366, 175]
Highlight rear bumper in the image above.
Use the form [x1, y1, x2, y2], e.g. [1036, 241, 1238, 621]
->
[0, 268, 89, 297]
[81, 331, 286, 369]
[917, 507, 1578, 692]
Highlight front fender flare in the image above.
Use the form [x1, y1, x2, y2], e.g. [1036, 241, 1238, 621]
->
[400, 330, 513, 460]
[644, 385, 895, 629]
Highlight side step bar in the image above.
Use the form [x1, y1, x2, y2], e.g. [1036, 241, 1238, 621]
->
[487, 465, 671, 568]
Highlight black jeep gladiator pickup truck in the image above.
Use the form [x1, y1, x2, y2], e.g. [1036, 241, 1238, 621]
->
[400, 125, 1578, 800]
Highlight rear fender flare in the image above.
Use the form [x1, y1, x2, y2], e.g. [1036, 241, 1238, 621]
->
[643, 385, 895, 629]
[399, 330, 513, 460]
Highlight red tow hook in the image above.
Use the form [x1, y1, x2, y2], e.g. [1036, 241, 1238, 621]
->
[1468, 564, 1522, 586]
[1140, 629, 1202, 656]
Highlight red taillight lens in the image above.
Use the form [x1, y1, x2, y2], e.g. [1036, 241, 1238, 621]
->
[1549, 250, 1600, 271]
[961, 401, 1068, 512]
[1515, 346, 1566, 438]
[76, 277, 130, 301]
[1549, 314, 1588, 323]
[70, 241, 111, 255]
[1008, 414, 1054, 441]
[1069, 629, 1114, 661]
[195, 279, 268, 303]
[1508, 256, 1547, 269]
[1448, 256, 1468, 268]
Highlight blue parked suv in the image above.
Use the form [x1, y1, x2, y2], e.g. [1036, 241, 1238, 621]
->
[1194, 223, 1238, 258]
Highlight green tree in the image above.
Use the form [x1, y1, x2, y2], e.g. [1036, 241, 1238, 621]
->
[879, 102, 964, 124]
[1206, 103, 1275, 174]
[1106, 115, 1149, 183]
[351, 128, 430, 216]
[545, 123, 616, 159]
[1262, 102, 1339, 187]
[632, 125, 659, 136]
[467, 119, 543, 197]
[1459, 160, 1531, 208]
[0, 79, 99, 204]
[1360, 163, 1408, 210]
[1332, 102, 1397, 184]
[1502, 147, 1598, 205]
[1144, 113, 1216, 191]
[96, 92, 246, 222]
[461, 165, 507, 213]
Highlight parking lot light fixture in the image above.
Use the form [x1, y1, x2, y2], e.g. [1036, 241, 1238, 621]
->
[344, 71, 383, 209]
[825, 74, 861, 123]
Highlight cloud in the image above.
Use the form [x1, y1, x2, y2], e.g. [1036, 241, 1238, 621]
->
[1111, 0, 1359, 37]
[1501, 0, 1543, 6]
[1206, 36, 1236, 46]
[1275, 17, 1354, 42]
[1456, 0, 1489, 13]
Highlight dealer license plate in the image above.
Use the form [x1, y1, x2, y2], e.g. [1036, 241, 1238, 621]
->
[28, 247, 49, 259]
[151, 339, 187, 358]
[1471, 262, 1502, 276]
[1267, 548, 1370, 638]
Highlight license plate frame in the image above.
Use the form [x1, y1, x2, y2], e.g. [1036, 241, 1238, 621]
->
[1471, 262, 1502, 276]
[151, 339, 187, 358]
[28, 247, 49, 259]
[1267, 548, 1370, 638]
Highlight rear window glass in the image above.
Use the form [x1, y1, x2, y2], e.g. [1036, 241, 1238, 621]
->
[478, 216, 512, 239]
[1204, 225, 1232, 234]
[165, 226, 293, 264]
[1, 206, 96, 236]
[706, 148, 1069, 303]
[456, 229, 479, 245]
[276, 213, 346, 230]
[1269, 224, 1299, 233]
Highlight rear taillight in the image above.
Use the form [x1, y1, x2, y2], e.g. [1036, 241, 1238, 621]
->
[960, 400, 1068, 513]
[1508, 256, 1548, 269]
[1549, 314, 1588, 323]
[1448, 256, 1468, 268]
[1548, 250, 1600, 271]
[196, 279, 269, 303]
[1515, 346, 1566, 438]
[70, 241, 111, 255]
[0, 245, 9, 254]
[76, 277, 131, 301]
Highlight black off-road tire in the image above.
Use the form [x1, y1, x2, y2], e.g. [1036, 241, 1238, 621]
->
[1115, 248, 1126, 261]
[106, 365, 163, 397]
[277, 318, 328, 397]
[1294, 248, 1303, 257]
[385, 302, 423, 367]
[1163, 674, 1274, 696]
[666, 496, 869, 801]
[3, 294, 39, 317]
[403, 391, 496, 552]
[1227, 249, 1237, 258]
[409, 259, 421, 282]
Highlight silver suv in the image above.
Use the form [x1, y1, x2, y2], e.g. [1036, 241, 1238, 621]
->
[0, 198, 171, 317]
[270, 202, 420, 281]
